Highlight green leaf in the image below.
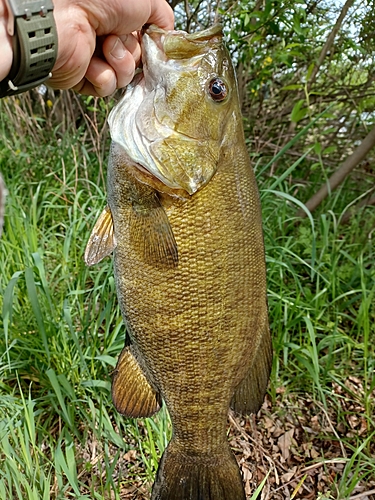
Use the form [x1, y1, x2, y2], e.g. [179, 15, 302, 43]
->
[266, 149, 312, 192]
[95, 354, 117, 367]
[284, 43, 302, 49]
[293, 15, 302, 35]
[314, 142, 322, 155]
[291, 100, 308, 123]
[2, 271, 23, 367]
[282, 84, 303, 90]
[323, 145, 337, 154]
[306, 62, 315, 81]
[250, 470, 271, 499]
[81, 380, 111, 390]
[25, 267, 50, 362]
[46, 369, 73, 428]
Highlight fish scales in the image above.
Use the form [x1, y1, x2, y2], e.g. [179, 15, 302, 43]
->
[85, 24, 272, 500]
[109, 144, 267, 439]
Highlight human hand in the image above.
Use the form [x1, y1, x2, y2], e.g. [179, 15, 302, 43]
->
[0, 1, 12, 86]
[0, 0, 174, 97]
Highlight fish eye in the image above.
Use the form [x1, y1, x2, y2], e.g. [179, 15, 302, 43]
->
[208, 78, 228, 102]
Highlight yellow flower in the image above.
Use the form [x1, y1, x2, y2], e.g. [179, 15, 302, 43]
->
[262, 56, 273, 67]
[46, 99, 53, 108]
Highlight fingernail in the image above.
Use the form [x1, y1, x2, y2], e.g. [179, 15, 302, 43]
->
[110, 38, 126, 59]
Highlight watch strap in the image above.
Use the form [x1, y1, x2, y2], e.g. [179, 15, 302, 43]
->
[0, 0, 58, 97]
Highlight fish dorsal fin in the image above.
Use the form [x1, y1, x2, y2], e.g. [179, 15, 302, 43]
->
[84, 205, 116, 266]
[130, 197, 178, 268]
[112, 345, 162, 417]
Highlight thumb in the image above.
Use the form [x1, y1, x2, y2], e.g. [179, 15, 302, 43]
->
[147, 0, 174, 30]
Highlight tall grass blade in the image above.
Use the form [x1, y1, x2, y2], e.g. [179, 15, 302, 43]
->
[2, 270, 23, 367]
[25, 267, 50, 362]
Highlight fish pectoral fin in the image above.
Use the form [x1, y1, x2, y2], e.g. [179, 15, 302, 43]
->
[112, 345, 162, 417]
[231, 321, 272, 415]
[130, 200, 178, 268]
[84, 205, 116, 266]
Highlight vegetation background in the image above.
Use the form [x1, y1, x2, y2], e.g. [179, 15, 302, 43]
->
[0, 0, 374, 499]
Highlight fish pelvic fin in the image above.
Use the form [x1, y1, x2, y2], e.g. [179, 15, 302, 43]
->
[231, 320, 272, 415]
[84, 205, 116, 266]
[130, 197, 178, 268]
[151, 440, 245, 500]
[112, 345, 162, 417]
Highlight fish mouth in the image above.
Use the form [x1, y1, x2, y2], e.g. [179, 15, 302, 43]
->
[141, 24, 223, 86]
[108, 25, 225, 195]
[143, 24, 223, 59]
[143, 23, 223, 39]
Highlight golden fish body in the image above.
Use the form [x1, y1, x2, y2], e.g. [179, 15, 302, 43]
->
[85, 25, 272, 500]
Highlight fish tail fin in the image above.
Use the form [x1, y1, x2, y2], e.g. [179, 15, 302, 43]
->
[151, 440, 245, 500]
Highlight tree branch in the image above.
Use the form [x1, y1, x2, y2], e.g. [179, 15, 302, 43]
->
[296, 124, 375, 217]
[308, 0, 356, 88]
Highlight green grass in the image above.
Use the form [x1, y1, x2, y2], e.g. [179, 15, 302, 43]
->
[0, 93, 374, 499]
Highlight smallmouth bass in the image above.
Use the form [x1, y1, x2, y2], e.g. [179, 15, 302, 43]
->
[85, 24, 272, 500]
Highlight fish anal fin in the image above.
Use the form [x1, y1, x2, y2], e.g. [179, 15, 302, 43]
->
[84, 205, 116, 266]
[130, 201, 178, 269]
[112, 346, 162, 418]
[231, 322, 272, 415]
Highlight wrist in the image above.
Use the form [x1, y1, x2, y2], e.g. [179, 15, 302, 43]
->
[0, 0, 13, 82]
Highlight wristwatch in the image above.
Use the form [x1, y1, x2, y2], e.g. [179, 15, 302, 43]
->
[0, 0, 58, 97]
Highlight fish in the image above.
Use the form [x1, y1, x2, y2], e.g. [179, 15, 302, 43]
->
[85, 24, 272, 500]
